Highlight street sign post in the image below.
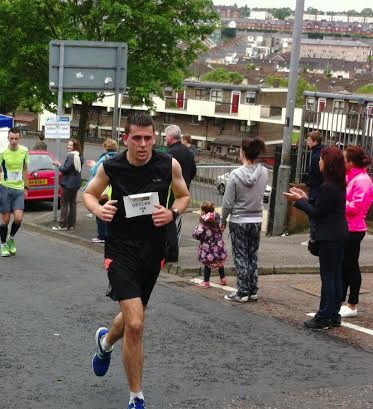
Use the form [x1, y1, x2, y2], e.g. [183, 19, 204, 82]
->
[45, 116, 71, 139]
[48, 40, 128, 221]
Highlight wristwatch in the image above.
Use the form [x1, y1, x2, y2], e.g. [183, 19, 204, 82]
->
[171, 207, 180, 221]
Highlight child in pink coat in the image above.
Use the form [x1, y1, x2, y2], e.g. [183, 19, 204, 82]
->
[340, 146, 373, 318]
[192, 201, 227, 288]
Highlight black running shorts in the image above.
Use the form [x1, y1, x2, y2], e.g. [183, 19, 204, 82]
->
[105, 240, 163, 305]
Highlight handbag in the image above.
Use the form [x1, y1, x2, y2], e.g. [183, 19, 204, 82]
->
[308, 239, 319, 257]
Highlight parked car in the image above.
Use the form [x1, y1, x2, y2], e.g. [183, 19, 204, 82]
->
[26, 150, 61, 204]
[215, 171, 272, 203]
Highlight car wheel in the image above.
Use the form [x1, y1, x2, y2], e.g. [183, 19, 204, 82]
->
[218, 184, 225, 195]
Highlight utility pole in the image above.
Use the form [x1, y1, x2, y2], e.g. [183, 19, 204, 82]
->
[272, 0, 304, 235]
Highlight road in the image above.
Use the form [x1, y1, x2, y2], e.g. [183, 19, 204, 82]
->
[1, 231, 372, 409]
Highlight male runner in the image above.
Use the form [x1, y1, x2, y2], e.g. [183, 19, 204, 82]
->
[83, 111, 190, 409]
[0, 127, 29, 257]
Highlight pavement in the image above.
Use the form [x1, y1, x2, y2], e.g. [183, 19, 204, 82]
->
[23, 191, 373, 276]
[22, 191, 373, 350]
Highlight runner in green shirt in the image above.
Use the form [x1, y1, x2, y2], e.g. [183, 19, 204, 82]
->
[0, 127, 30, 257]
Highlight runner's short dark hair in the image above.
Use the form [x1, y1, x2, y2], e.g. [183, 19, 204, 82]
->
[125, 111, 155, 134]
[8, 127, 21, 135]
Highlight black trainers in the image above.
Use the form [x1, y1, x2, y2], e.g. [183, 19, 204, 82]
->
[304, 317, 331, 330]
[224, 291, 249, 302]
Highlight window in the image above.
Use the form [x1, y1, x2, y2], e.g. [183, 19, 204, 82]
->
[191, 115, 200, 124]
[195, 88, 208, 100]
[245, 91, 256, 104]
[367, 104, 373, 118]
[164, 87, 173, 98]
[333, 100, 345, 110]
[214, 117, 224, 128]
[210, 89, 223, 103]
[164, 113, 173, 124]
[306, 97, 316, 111]
[240, 121, 251, 133]
[349, 102, 359, 113]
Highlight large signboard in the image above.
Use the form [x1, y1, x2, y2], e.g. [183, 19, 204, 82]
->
[44, 116, 71, 139]
[49, 40, 127, 92]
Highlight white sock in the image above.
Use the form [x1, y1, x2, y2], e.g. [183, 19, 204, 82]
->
[101, 334, 113, 352]
[129, 391, 144, 402]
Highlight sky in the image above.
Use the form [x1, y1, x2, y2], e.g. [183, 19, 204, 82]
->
[212, 1, 373, 13]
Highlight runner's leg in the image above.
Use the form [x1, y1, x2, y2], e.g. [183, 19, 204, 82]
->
[120, 297, 145, 393]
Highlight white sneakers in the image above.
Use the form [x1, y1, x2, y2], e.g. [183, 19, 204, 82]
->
[339, 305, 358, 318]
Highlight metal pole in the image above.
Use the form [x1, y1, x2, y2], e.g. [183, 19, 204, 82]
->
[272, 0, 304, 235]
[53, 44, 64, 222]
[112, 46, 122, 139]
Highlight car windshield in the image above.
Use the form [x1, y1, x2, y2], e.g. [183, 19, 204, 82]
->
[29, 154, 54, 173]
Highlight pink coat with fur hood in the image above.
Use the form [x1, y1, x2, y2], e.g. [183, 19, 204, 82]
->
[346, 167, 373, 232]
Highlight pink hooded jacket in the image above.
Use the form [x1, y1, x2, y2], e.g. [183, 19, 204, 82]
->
[346, 167, 373, 232]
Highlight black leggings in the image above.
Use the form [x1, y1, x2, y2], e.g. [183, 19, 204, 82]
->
[341, 231, 365, 305]
[204, 266, 225, 282]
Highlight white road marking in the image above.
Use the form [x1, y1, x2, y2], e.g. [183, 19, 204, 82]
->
[189, 278, 236, 292]
[306, 313, 373, 336]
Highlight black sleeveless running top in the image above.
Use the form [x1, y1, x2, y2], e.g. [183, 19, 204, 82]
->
[103, 150, 172, 250]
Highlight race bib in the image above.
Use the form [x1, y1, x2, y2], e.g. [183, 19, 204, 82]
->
[7, 171, 23, 181]
[123, 192, 160, 218]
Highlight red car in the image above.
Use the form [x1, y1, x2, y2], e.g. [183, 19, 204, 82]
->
[26, 150, 62, 204]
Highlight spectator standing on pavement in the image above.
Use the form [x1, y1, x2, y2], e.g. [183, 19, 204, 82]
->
[0, 127, 30, 257]
[32, 133, 47, 151]
[192, 201, 227, 288]
[303, 130, 325, 245]
[52, 139, 84, 231]
[86, 139, 118, 243]
[284, 147, 348, 329]
[221, 138, 268, 302]
[83, 111, 190, 409]
[165, 124, 196, 262]
[181, 134, 197, 157]
[340, 146, 373, 318]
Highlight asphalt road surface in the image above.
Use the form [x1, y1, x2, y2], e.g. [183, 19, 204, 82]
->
[1, 231, 372, 409]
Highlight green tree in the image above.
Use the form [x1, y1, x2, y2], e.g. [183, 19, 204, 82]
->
[0, 0, 218, 150]
[355, 84, 373, 94]
[202, 68, 244, 84]
[361, 8, 373, 16]
[265, 75, 317, 107]
[272, 8, 292, 20]
[307, 7, 319, 15]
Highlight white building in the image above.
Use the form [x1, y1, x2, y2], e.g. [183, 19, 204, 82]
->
[250, 10, 272, 20]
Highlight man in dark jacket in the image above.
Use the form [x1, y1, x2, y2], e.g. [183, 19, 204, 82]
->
[165, 124, 196, 262]
[305, 130, 325, 242]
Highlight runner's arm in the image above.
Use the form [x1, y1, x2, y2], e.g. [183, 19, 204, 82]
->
[23, 161, 29, 189]
[83, 164, 117, 222]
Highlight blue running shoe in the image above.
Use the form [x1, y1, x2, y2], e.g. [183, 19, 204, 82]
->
[128, 398, 146, 409]
[92, 327, 113, 376]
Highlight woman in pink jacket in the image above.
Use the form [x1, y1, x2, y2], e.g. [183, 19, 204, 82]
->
[340, 146, 373, 318]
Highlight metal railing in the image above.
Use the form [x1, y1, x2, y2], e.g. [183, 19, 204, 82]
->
[189, 164, 273, 209]
[189, 165, 239, 208]
[296, 108, 373, 183]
